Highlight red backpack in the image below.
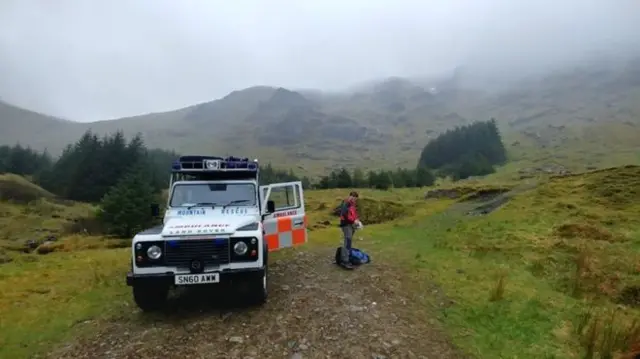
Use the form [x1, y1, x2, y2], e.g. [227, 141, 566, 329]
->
[340, 198, 358, 223]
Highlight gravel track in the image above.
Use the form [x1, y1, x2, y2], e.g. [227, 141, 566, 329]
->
[48, 248, 464, 359]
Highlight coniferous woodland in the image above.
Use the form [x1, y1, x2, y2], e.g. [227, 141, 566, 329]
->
[317, 119, 507, 187]
[0, 119, 507, 195]
[0, 131, 308, 197]
[417, 119, 507, 180]
[0, 120, 506, 236]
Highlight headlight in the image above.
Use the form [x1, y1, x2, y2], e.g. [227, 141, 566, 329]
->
[233, 241, 248, 255]
[236, 222, 259, 231]
[147, 245, 162, 260]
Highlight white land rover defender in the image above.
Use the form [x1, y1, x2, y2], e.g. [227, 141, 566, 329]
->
[126, 155, 307, 312]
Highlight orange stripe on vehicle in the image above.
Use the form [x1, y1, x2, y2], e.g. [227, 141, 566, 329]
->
[303, 215, 308, 227]
[277, 217, 292, 232]
[292, 228, 306, 245]
[266, 233, 279, 251]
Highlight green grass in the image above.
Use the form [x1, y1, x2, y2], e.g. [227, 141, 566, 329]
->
[349, 166, 639, 358]
[305, 166, 640, 358]
[0, 173, 98, 243]
[0, 250, 130, 358]
[497, 121, 640, 181]
[1, 167, 640, 358]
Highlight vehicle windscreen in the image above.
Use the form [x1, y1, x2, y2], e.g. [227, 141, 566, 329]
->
[169, 183, 257, 207]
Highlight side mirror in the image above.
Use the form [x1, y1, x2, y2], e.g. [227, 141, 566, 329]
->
[150, 203, 160, 217]
[266, 200, 276, 214]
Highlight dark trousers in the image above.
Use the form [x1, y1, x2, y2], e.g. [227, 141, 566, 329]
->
[340, 225, 355, 263]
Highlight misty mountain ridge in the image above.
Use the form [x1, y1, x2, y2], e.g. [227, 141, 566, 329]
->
[1, 56, 639, 174]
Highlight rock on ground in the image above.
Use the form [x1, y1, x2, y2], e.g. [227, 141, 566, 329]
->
[47, 249, 466, 359]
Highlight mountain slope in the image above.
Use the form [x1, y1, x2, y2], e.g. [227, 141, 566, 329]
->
[0, 101, 81, 153]
[2, 59, 640, 175]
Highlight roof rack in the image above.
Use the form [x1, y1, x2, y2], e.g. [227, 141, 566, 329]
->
[171, 155, 259, 173]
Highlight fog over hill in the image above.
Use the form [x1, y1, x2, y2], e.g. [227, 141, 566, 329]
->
[1, 0, 640, 173]
[2, 0, 640, 119]
[1, 54, 640, 176]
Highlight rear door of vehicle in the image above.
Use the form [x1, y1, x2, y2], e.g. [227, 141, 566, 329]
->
[260, 181, 307, 251]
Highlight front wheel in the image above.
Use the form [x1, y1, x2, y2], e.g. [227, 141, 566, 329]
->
[249, 266, 268, 305]
[133, 284, 169, 312]
[249, 244, 268, 305]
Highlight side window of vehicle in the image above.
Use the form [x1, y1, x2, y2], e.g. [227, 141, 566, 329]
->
[269, 185, 299, 211]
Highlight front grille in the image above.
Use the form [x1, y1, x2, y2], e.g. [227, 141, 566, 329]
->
[164, 238, 230, 267]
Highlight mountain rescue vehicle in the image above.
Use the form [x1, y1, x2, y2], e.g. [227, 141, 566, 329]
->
[125, 156, 307, 311]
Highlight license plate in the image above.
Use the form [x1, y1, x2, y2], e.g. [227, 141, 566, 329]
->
[174, 273, 220, 285]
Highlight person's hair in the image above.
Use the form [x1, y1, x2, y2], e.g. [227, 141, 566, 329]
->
[349, 191, 359, 198]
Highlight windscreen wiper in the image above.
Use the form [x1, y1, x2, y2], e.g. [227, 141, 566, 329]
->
[221, 200, 250, 210]
[186, 202, 218, 210]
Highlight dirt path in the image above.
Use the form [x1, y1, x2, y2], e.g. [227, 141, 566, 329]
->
[48, 248, 464, 359]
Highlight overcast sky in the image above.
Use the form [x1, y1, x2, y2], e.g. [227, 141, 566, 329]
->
[1, 0, 639, 122]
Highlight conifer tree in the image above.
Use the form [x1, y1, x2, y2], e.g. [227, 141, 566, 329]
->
[335, 168, 352, 188]
[415, 167, 435, 187]
[352, 168, 366, 188]
[98, 168, 156, 238]
[417, 119, 507, 180]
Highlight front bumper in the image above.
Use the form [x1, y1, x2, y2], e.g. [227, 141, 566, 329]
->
[126, 266, 265, 287]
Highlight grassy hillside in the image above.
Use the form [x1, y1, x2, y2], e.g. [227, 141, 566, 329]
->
[1, 167, 639, 358]
[362, 166, 640, 358]
[1, 59, 640, 176]
[0, 174, 126, 262]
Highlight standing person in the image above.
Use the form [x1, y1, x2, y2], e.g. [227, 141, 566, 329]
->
[338, 191, 362, 269]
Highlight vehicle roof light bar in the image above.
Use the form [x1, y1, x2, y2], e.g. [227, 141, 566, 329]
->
[171, 155, 259, 173]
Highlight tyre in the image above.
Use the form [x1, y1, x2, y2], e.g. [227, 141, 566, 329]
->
[249, 243, 268, 305]
[249, 266, 268, 305]
[133, 284, 169, 312]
